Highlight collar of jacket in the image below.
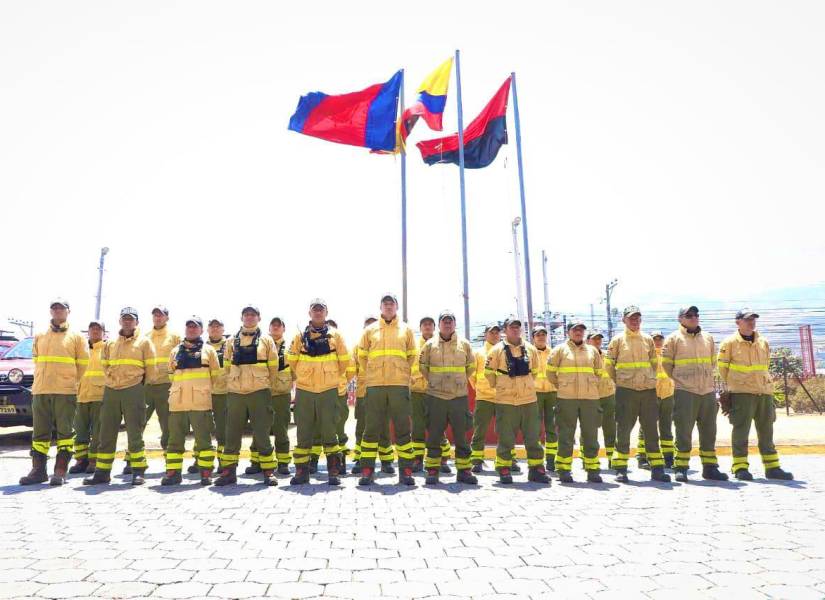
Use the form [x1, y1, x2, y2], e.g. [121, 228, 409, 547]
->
[484, 341, 496, 352]
[679, 324, 702, 336]
[152, 325, 168, 337]
[503, 338, 523, 349]
[89, 340, 105, 350]
[380, 317, 398, 328]
[624, 328, 641, 338]
[735, 330, 759, 343]
[566, 339, 585, 350]
[272, 335, 284, 345]
[241, 326, 259, 335]
[183, 337, 202, 347]
[50, 320, 69, 333]
[118, 331, 137, 341]
[436, 333, 457, 346]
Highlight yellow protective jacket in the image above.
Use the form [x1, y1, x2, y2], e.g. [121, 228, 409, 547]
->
[224, 328, 279, 395]
[662, 325, 717, 395]
[596, 349, 616, 398]
[418, 334, 475, 400]
[168, 341, 221, 412]
[548, 340, 603, 401]
[605, 329, 657, 391]
[31, 323, 89, 396]
[533, 345, 557, 393]
[271, 336, 294, 396]
[410, 336, 431, 393]
[102, 332, 156, 390]
[473, 342, 497, 401]
[351, 343, 367, 400]
[484, 340, 540, 406]
[207, 337, 229, 395]
[286, 327, 349, 394]
[144, 326, 181, 385]
[78, 340, 105, 402]
[357, 317, 416, 388]
[655, 348, 675, 399]
[717, 331, 772, 395]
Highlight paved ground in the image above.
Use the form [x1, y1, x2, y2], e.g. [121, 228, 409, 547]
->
[0, 453, 823, 600]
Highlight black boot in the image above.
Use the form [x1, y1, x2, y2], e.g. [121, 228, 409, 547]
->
[587, 470, 603, 484]
[262, 469, 278, 487]
[200, 469, 213, 486]
[19, 452, 48, 486]
[528, 466, 551, 484]
[327, 455, 341, 486]
[497, 467, 513, 484]
[456, 469, 478, 485]
[309, 456, 319, 474]
[277, 462, 291, 475]
[161, 470, 182, 486]
[439, 457, 452, 474]
[558, 470, 574, 483]
[615, 468, 629, 483]
[399, 467, 415, 486]
[131, 468, 146, 486]
[68, 458, 89, 475]
[121, 462, 132, 475]
[358, 466, 375, 486]
[187, 461, 199, 474]
[214, 465, 237, 486]
[83, 468, 111, 485]
[351, 459, 362, 475]
[651, 467, 671, 482]
[510, 461, 521, 473]
[471, 461, 485, 473]
[735, 469, 754, 481]
[766, 467, 794, 480]
[702, 465, 729, 481]
[411, 457, 424, 473]
[290, 465, 310, 486]
[545, 457, 555, 472]
[380, 461, 395, 475]
[664, 454, 674, 469]
[244, 462, 262, 475]
[674, 467, 688, 482]
[425, 468, 439, 485]
[85, 459, 97, 474]
[50, 450, 71, 486]
[637, 454, 650, 470]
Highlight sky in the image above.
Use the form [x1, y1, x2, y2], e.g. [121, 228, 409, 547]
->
[1, 1, 824, 344]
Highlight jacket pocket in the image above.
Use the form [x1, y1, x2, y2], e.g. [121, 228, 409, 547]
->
[168, 387, 183, 411]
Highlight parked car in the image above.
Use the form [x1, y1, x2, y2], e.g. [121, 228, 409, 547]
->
[0, 337, 34, 426]
[0, 334, 19, 357]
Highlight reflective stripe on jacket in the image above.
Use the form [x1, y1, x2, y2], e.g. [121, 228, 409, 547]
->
[207, 337, 229, 395]
[357, 317, 416, 387]
[605, 329, 657, 391]
[78, 340, 105, 402]
[224, 329, 279, 394]
[662, 325, 716, 395]
[419, 333, 475, 400]
[473, 342, 497, 401]
[596, 349, 616, 398]
[168, 342, 221, 412]
[717, 331, 772, 395]
[102, 334, 155, 390]
[547, 340, 603, 400]
[534, 345, 557, 393]
[655, 347, 675, 398]
[31, 323, 89, 395]
[271, 337, 294, 395]
[410, 336, 430, 393]
[484, 340, 540, 406]
[286, 328, 349, 394]
[144, 326, 181, 385]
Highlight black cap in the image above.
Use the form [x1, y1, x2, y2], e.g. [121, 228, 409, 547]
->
[120, 307, 139, 319]
[269, 317, 284, 326]
[185, 316, 203, 328]
[586, 330, 604, 340]
[532, 325, 548, 335]
[88, 320, 105, 330]
[503, 318, 522, 328]
[678, 305, 699, 318]
[151, 304, 169, 316]
[50, 298, 70, 310]
[567, 321, 587, 332]
[363, 316, 377, 327]
[623, 305, 641, 317]
[735, 308, 760, 320]
[309, 298, 327, 310]
[241, 305, 260, 316]
[650, 330, 664, 339]
[208, 318, 224, 326]
[438, 310, 456, 322]
[484, 323, 501, 333]
[380, 293, 398, 304]
[419, 316, 435, 326]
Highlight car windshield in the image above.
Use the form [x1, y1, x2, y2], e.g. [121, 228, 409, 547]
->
[2, 338, 33, 359]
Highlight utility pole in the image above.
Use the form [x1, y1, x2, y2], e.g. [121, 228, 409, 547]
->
[511, 217, 526, 336]
[783, 356, 790, 416]
[95, 247, 110, 320]
[541, 250, 550, 321]
[604, 279, 618, 340]
[590, 303, 595, 330]
[8, 319, 34, 337]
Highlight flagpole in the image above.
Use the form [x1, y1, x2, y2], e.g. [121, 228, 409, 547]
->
[511, 71, 535, 339]
[455, 50, 470, 339]
[400, 69, 409, 323]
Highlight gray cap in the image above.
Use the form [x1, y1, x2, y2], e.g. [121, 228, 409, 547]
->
[735, 308, 760, 320]
[678, 305, 699, 318]
[650, 330, 665, 339]
[484, 323, 501, 333]
[50, 298, 70, 310]
[623, 305, 641, 317]
[586, 330, 604, 340]
[380, 293, 398, 304]
[309, 298, 327, 309]
[88, 320, 105, 330]
[151, 304, 169, 316]
[438, 310, 456, 322]
[503, 318, 522, 328]
[567, 321, 587, 332]
[185, 316, 203, 327]
[120, 306, 139, 319]
[532, 325, 548, 335]
[269, 317, 284, 326]
[419, 316, 435, 326]
[208, 317, 224, 326]
[241, 305, 260, 316]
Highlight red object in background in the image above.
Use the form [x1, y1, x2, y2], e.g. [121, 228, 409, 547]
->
[800, 325, 816, 379]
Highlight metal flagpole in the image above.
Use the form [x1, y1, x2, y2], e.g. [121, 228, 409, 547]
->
[400, 69, 409, 323]
[510, 72, 535, 338]
[455, 49, 470, 339]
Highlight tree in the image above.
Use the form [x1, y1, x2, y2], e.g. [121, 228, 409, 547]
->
[770, 347, 804, 379]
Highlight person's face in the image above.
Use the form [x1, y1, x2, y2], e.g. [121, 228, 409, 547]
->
[737, 316, 757, 335]
[309, 306, 327, 325]
[185, 323, 202, 340]
[533, 331, 547, 348]
[568, 326, 586, 343]
[679, 311, 700, 329]
[152, 310, 168, 328]
[380, 299, 398, 320]
[207, 323, 224, 340]
[653, 336, 664, 349]
[623, 313, 642, 331]
[485, 328, 501, 345]
[88, 324, 104, 344]
[269, 322, 285, 339]
[420, 321, 435, 338]
[120, 315, 137, 334]
[50, 305, 69, 324]
[242, 310, 260, 329]
[505, 323, 522, 343]
[587, 335, 603, 349]
[438, 317, 455, 338]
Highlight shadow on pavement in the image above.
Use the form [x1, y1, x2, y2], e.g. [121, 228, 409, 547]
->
[757, 478, 807, 489]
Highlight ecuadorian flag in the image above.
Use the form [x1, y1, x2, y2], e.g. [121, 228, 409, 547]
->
[399, 57, 453, 147]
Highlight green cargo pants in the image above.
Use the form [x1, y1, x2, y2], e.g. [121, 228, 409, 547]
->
[293, 388, 339, 466]
[730, 393, 780, 473]
[599, 394, 616, 463]
[309, 393, 349, 462]
[674, 390, 719, 469]
[615, 388, 663, 469]
[167, 410, 215, 472]
[536, 391, 558, 460]
[556, 398, 601, 472]
[637, 395, 674, 460]
[250, 393, 292, 466]
[423, 395, 472, 470]
[96, 384, 147, 471]
[360, 385, 413, 470]
[494, 402, 543, 470]
[353, 397, 392, 463]
[73, 401, 101, 460]
[470, 398, 496, 464]
[223, 389, 275, 470]
[211, 393, 227, 466]
[412, 391, 452, 463]
[145, 383, 171, 450]
[31, 394, 76, 457]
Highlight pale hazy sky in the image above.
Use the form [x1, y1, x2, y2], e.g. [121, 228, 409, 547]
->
[2, 1, 824, 342]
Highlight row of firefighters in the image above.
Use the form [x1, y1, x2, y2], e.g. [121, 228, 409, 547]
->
[20, 294, 794, 488]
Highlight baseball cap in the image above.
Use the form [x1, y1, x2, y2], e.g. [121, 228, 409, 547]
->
[241, 305, 260, 316]
[650, 330, 664, 339]
[532, 325, 548, 335]
[483, 323, 501, 333]
[120, 307, 139, 319]
[151, 304, 169, 316]
[185, 316, 203, 327]
[735, 308, 760, 320]
[567, 320, 587, 332]
[503, 318, 522, 328]
[208, 318, 224, 326]
[363, 316, 377, 327]
[309, 298, 327, 309]
[269, 317, 284, 326]
[587, 330, 604, 340]
[678, 305, 699, 318]
[439, 310, 456, 322]
[623, 305, 641, 317]
[419, 316, 435, 326]
[88, 320, 105, 330]
[380, 292, 398, 304]
[50, 298, 70, 310]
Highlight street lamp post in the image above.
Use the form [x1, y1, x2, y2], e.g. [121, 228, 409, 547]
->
[95, 247, 109, 320]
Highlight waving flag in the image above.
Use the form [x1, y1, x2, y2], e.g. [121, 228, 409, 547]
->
[400, 57, 453, 147]
[288, 70, 402, 152]
[416, 77, 510, 169]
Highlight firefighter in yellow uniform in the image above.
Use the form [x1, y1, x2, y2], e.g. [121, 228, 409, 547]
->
[142, 305, 181, 459]
[162, 316, 221, 486]
[356, 293, 417, 486]
[70, 320, 106, 475]
[325, 318, 351, 473]
[547, 321, 603, 484]
[410, 316, 435, 471]
[203, 319, 229, 471]
[286, 299, 350, 486]
[470, 324, 501, 473]
[85, 307, 156, 486]
[586, 331, 615, 470]
[662, 305, 727, 482]
[718, 308, 792, 480]
[532, 325, 558, 471]
[636, 331, 676, 469]
[20, 298, 89, 486]
[484, 318, 550, 485]
[214, 305, 281, 487]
